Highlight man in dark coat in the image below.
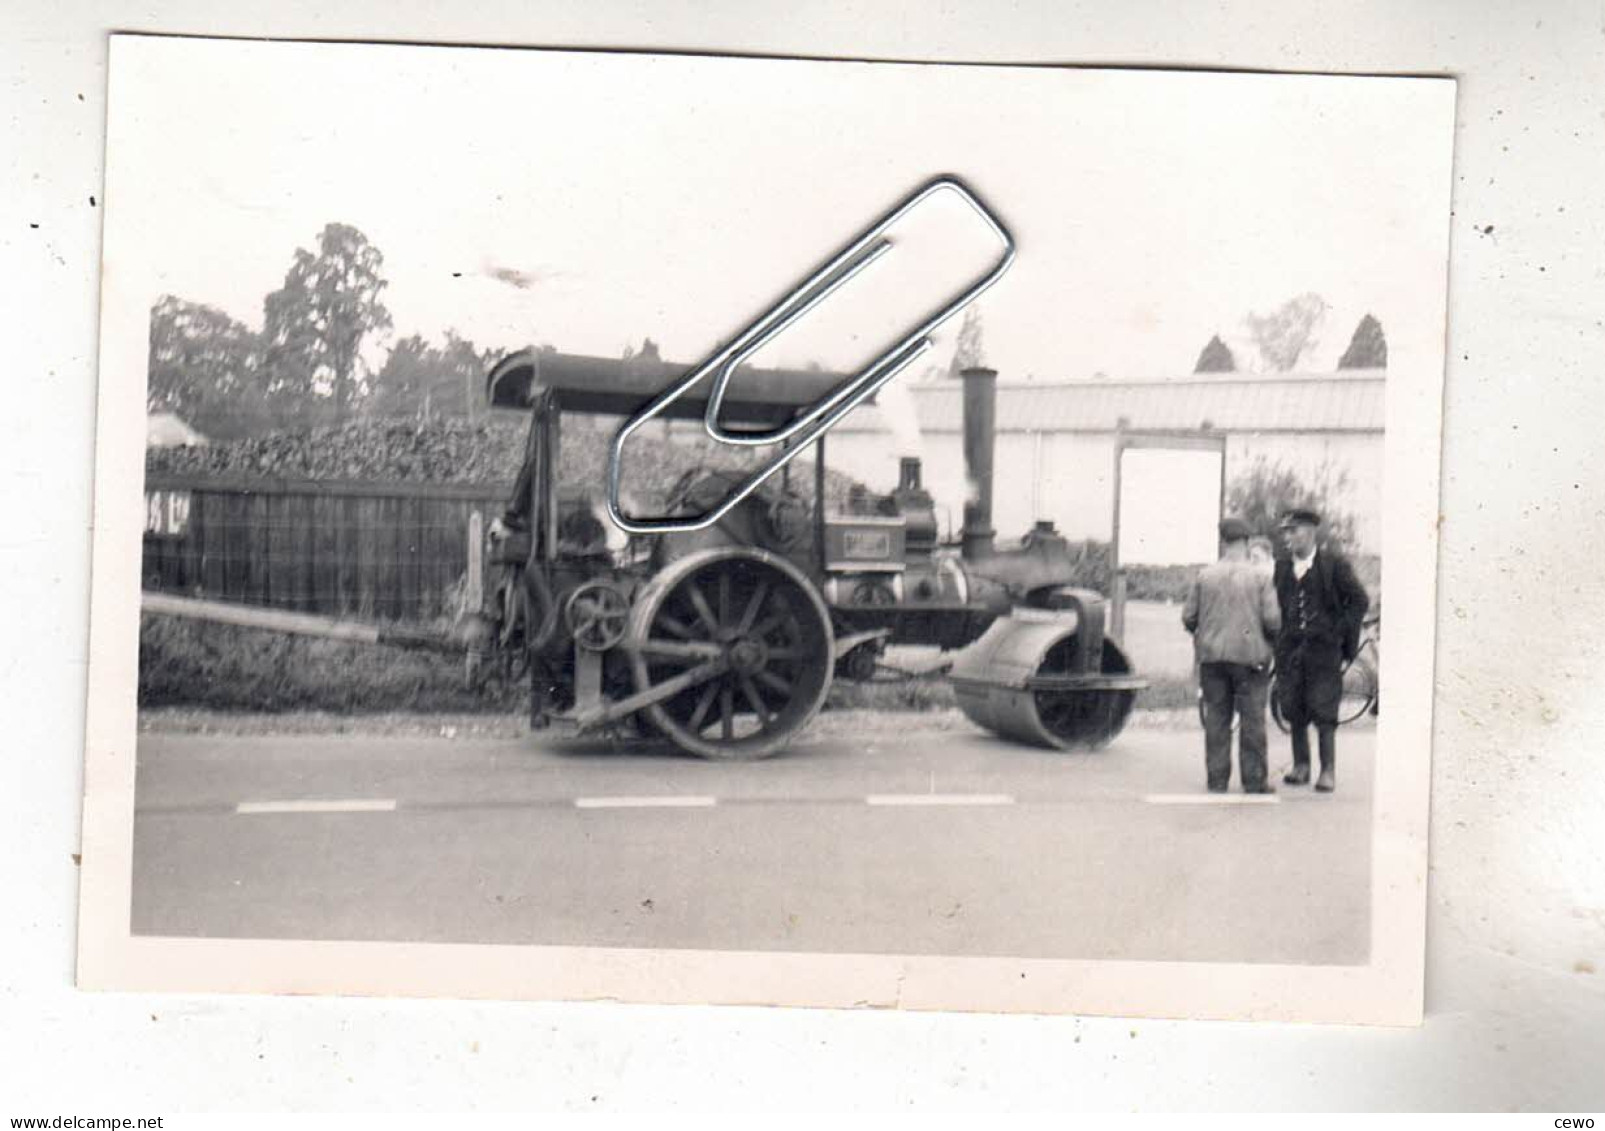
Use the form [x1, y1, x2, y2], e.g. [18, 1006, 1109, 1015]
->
[1273, 509, 1371, 792]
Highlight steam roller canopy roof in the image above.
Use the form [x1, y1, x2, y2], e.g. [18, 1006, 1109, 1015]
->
[485, 349, 854, 424]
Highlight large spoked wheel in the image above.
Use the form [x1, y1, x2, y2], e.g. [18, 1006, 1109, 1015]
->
[627, 549, 834, 760]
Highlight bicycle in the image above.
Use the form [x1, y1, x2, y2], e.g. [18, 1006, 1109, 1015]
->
[1196, 611, 1380, 732]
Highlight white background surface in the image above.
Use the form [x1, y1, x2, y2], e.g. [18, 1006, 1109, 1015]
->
[1118, 449, 1225, 566]
[3, 0, 1602, 1113]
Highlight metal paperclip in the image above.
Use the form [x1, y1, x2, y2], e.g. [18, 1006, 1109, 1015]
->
[606, 175, 1015, 535]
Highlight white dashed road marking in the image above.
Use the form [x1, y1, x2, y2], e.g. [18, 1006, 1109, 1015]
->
[574, 796, 719, 809]
[236, 799, 398, 814]
[219, 793, 1057, 813]
[1143, 793, 1280, 805]
[865, 793, 1015, 807]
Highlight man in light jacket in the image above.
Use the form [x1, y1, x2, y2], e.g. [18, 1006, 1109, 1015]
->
[1183, 516, 1283, 793]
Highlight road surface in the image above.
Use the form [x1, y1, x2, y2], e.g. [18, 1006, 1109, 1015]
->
[132, 715, 1374, 964]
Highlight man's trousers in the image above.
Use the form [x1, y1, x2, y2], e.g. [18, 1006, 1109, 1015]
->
[1199, 661, 1271, 791]
[1278, 643, 1344, 774]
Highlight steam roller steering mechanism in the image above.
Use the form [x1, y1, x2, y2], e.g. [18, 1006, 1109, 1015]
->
[948, 590, 1143, 750]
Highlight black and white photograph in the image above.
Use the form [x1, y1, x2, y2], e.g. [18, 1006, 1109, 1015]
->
[78, 35, 1454, 1022]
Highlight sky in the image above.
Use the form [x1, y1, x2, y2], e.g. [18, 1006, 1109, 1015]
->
[103, 38, 1454, 385]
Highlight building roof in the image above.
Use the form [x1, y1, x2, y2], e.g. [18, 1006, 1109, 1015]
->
[836, 371, 1385, 434]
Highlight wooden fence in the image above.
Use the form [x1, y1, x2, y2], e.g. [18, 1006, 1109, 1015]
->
[141, 474, 512, 623]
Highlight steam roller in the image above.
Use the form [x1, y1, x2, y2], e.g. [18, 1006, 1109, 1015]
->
[947, 590, 1143, 750]
[140, 351, 1152, 761]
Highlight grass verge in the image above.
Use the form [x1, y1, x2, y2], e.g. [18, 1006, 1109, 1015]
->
[141, 615, 1200, 715]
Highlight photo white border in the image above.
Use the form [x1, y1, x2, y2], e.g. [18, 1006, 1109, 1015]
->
[76, 35, 1455, 1026]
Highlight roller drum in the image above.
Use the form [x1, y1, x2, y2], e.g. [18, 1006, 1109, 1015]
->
[949, 610, 1142, 750]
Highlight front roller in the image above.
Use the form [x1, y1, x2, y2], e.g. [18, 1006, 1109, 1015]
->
[948, 590, 1147, 750]
[626, 547, 834, 760]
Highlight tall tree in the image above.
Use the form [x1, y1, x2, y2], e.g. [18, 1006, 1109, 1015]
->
[1226, 455, 1360, 555]
[1193, 333, 1237, 373]
[146, 296, 269, 439]
[367, 334, 437, 419]
[368, 330, 493, 421]
[261, 223, 393, 425]
[1243, 292, 1328, 372]
[1337, 313, 1388, 369]
[441, 330, 493, 423]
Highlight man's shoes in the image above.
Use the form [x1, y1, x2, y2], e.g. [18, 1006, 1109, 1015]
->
[1207, 783, 1228, 794]
[1315, 768, 1336, 792]
[1283, 765, 1311, 786]
[1243, 782, 1276, 794]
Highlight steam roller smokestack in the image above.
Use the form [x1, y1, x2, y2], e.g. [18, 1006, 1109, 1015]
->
[960, 366, 998, 560]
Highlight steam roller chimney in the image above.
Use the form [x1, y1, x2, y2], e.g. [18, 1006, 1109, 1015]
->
[960, 366, 998, 560]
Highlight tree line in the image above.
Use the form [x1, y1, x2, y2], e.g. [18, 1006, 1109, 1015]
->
[148, 222, 496, 441]
[1193, 294, 1387, 374]
[925, 297, 1385, 382]
[148, 221, 1391, 442]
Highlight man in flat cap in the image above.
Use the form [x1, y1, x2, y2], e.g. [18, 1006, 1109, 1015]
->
[1183, 515, 1282, 793]
[1274, 508, 1371, 792]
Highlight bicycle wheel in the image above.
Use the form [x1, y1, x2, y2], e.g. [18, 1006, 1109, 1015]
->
[1337, 652, 1378, 725]
[1269, 669, 1289, 734]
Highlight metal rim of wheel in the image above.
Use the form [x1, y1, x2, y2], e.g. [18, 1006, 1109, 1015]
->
[564, 580, 630, 652]
[1337, 653, 1378, 724]
[1030, 637, 1137, 750]
[1271, 673, 1290, 733]
[627, 548, 834, 760]
[1270, 660, 1378, 733]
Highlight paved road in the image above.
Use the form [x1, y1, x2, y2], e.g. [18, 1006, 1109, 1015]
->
[132, 719, 1374, 964]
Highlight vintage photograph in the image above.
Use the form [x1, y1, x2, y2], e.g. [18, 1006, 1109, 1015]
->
[80, 36, 1454, 1021]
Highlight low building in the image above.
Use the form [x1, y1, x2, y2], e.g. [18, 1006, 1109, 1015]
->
[820, 370, 1385, 554]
